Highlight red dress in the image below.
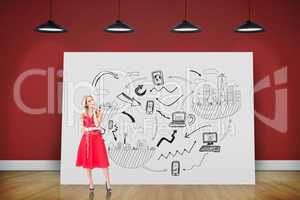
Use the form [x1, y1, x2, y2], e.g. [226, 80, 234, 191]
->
[76, 113, 110, 169]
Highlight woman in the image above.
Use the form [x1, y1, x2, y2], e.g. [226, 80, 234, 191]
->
[76, 95, 112, 193]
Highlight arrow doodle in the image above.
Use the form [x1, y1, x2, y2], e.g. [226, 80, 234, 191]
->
[121, 111, 135, 123]
[189, 69, 202, 77]
[92, 71, 119, 87]
[156, 130, 177, 147]
[134, 85, 147, 96]
[184, 125, 212, 138]
[117, 92, 141, 106]
[156, 110, 171, 119]
[157, 141, 197, 160]
[168, 76, 194, 85]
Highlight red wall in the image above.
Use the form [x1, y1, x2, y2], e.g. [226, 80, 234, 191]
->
[0, 0, 299, 160]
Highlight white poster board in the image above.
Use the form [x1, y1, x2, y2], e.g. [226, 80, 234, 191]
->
[61, 52, 255, 184]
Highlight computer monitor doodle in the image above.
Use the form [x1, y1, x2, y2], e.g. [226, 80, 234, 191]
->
[169, 112, 186, 127]
[203, 132, 217, 145]
[173, 112, 186, 121]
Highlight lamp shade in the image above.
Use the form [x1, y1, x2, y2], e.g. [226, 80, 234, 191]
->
[172, 20, 200, 33]
[104, 20, 134, 33]
[235, 20, 265, 33]
[35, 20, 67, 33]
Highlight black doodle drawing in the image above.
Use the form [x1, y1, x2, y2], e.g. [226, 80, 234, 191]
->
[199, 132, 221, 152]
[108, 120, 114, 130]
[126, 71, 140, 77]
[94, 89, 111, 95]
[105, 103, 119, 121]
[134, 85, 147, 96]
[108, 142, 156, 169]
[117, 92, 141, 106]
[99, 102, 114, 109]
[192, 76, 241, 119]
[92, 68, 241, 176]
[111, 124, 118, 141]
[183, 153, 209, 171]
[92, 71, 119, 87]
[145, 100, 154, 114]
[156, 110, 171, 119]
[190, 69, 202, 77]
[192, 100, 241, 119]
[152, 116, 158, 140]
[125, 77, 148, 89]
[143, 166, 168, 172]
[124, 133, 128, 144]
[171, 161, 180, 176]
[184, 125, 212, 138]
[121, 111, 136, 123]
[203, 132, 218, 145]
[157, 141, 197, 160]
[156, 130, 177, 147]
[187, 114, 196, 126]
[169, 111, 186, 128]
[168, 76, 194, 85]
[220, 119, 233, 142]
[150, 86, 178, 94]
[152, 70, 164, 86]
[199, 145, 221, 152]
[156, 94, 183, 107]
[180, 91, 195, 108]
[202, 68, 220, 75]
[143, 116, 158, 140]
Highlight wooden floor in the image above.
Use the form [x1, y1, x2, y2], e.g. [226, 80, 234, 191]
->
[0, 171, 299, 200]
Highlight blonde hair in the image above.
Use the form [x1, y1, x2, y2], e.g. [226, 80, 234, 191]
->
[82, 95, 94, 112]
[82, 95, 101, 118]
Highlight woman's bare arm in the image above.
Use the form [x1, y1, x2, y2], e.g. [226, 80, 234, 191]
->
[92, 109, 103, 129]
[80, 113, 91, 134]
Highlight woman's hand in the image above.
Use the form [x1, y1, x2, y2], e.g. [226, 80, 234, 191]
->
[93, 108, 102, 127]
[94, 108, 101, 118]
[85, 127, 100, 132]
[84, 127, 91, 132]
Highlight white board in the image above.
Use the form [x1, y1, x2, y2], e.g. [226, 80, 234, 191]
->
[60, 52, 255, 184]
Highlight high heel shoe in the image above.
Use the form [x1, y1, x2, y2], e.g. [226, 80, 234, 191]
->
[89, 184, 95, 192]
[105, 181, 112, 193]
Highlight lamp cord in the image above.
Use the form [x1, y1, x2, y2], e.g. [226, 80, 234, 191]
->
[49, 0, 53, 20]
[184, 0, 188, 20]
[248, 0, 251, 20]
[118, 0, 121, 20]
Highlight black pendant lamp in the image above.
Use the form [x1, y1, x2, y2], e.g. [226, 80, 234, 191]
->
[172, 0, 201, 33]
[235, 0, 265, 33]
[35, 0, 67, 33]
[105, 0, 134, 33]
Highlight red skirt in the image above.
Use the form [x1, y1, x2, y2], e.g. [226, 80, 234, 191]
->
[76, 131, 110, 169]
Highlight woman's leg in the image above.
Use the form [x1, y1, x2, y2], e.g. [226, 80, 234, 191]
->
[86, 168, 94, 188]
[102, 168, 111, 188]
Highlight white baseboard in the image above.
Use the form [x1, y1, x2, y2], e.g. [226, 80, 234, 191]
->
[0, 160, 299, 171]
[255, 160, 300, 171]
[0, 160, 60, 171]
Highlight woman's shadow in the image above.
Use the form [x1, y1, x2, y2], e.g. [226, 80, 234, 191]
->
[89, 191, 111, 200]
